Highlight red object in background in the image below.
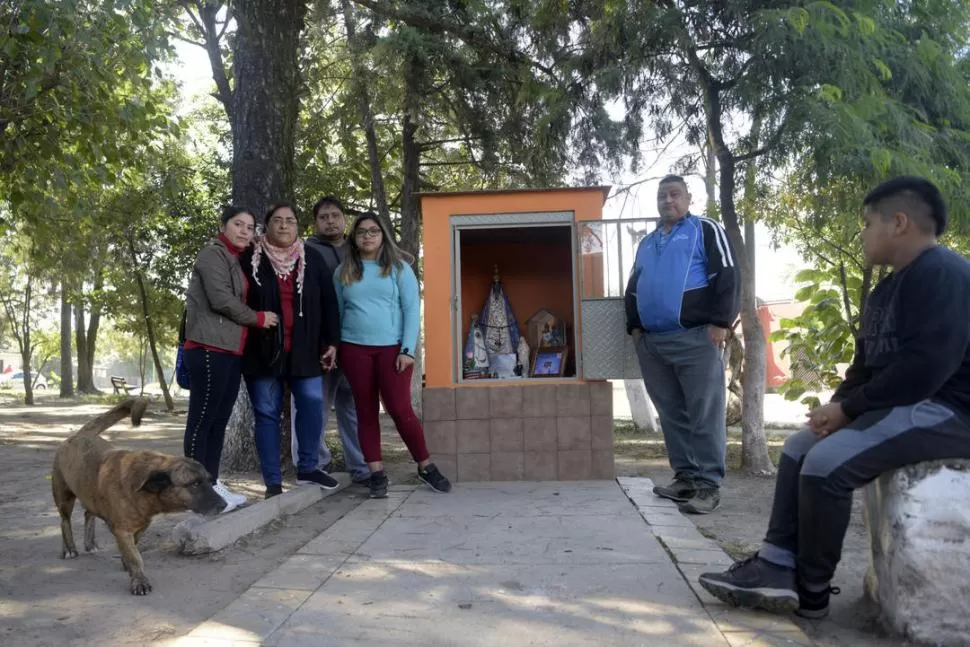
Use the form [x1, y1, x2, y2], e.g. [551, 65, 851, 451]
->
[757, 304, 787, 388]
[1, 365, 11, 374]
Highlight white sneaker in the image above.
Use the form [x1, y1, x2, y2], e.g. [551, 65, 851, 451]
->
[213, 480, 247, 513]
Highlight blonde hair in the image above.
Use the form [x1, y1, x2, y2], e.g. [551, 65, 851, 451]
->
[339, 213, 414, 284]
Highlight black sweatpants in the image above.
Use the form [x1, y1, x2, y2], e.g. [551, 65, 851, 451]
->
[760, 400, 970, 587]
[183, 347, 243, 483]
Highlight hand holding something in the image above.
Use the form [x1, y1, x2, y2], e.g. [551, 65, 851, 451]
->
[806, 402, 849, 438]
[396, 354, 414, 373]
[261, 312, 279, 328]
[321, 346, 337, 370]
[708, 325, 728, 348]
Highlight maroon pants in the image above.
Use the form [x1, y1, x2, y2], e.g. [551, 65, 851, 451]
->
[339, 342, 430, 464]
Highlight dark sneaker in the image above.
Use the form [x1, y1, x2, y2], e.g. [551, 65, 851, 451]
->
[678, 487, 720, 514]
[796, 584, 841, 619]
[653, 477, 696, 502]
[297, 469, 339, 490]
[698, 555, 799, 613]
[369, 470, 389, 499]
[265, 484, 283, 499]
[418, 463, 452, 493]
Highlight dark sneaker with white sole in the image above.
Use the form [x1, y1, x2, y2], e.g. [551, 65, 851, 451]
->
[678, 487, 720, 514]
[418, 463, 452, 493]
[297, 469, 339, 490]
[698, 555, 800, 613]
[653, 477, 696, 503]
[369, 470, 389, 499]
[796, 583, 841, 619]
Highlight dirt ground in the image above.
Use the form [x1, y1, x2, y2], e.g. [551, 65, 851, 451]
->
[0, 394, 417, 647]
[0, 394, 913, 646]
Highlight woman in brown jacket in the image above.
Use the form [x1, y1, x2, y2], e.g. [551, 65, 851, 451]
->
[182, 206, 278, 512]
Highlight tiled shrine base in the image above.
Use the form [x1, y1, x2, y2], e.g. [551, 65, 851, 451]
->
[422, 381, 614, 482]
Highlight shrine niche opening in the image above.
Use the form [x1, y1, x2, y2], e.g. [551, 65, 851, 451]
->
[455, 224, 579, 382]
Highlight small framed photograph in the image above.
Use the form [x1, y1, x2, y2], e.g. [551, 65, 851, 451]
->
[531, 346, 568, 378]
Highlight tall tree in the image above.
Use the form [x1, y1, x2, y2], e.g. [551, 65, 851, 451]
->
[182, 0, 308, 216]
[0, 228, 48, 405]
[182, 0, 310, 470]
[550, 0, 970, 474]
[762, 1, 970, 405]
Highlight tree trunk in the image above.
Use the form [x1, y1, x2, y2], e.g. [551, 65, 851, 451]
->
[221, 387, 261, 472]
[19, 280, 34, 405]
[704, 130, 718, 218]
[138, 337, 148, 396]
[411, 329, 423, 417]
[744, 217, 756, 285]
[74, 305, 96, 393]
[704, 87, 774, 476]
[230, 0, 307, 218]
[342, 0, 391, 223]
[399, 72, 422, 261]
[625, 380, 658, 433]
[19, 347, 33, 405]
[401, 63, 424, 413]
[59, 283, 74, 398]
[217, 0, 308, 473]
[131, 265, 174, 411]
[724, 329, 743, 426]
[85, 271, 102, 382]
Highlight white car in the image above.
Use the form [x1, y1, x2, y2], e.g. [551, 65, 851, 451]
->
[0, 371, 48, 389]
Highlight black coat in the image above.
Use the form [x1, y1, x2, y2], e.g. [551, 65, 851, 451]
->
[239, 244, 341, 378]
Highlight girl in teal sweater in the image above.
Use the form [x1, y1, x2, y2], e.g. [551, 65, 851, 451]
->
[333, 213, 451, 498]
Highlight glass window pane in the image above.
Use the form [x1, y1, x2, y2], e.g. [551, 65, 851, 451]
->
[579, 218, 657, 299]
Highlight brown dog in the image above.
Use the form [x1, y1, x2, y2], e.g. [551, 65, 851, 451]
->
[51, 397, 226, 595]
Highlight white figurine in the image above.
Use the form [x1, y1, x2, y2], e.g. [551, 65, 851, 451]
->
[517, 336, 530, 372]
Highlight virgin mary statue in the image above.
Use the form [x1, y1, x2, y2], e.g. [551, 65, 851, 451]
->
[478, 265, 522, 377]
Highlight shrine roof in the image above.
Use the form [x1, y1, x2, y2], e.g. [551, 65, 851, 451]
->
[417, 186, 611, 202]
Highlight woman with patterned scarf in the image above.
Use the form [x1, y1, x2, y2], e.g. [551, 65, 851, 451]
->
[240, 203, 341, 499]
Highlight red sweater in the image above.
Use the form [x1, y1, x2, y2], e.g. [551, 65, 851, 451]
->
[184, 233, 264, 355]
[277, 272, 295, 353]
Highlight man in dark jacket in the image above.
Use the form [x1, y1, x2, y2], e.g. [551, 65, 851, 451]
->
[241, 203, 341, 498]
[624, 175, 740, 514]
[288, 196, 369, 483]
[698, 176, 970, 620]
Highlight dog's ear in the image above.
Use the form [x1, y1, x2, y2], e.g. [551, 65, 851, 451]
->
[139, 470, 172, 494]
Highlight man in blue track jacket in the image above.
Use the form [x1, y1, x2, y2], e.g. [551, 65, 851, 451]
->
[624, 174, 740, 514]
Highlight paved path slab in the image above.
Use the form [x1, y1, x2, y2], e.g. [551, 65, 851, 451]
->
[168, 480, 815, 647]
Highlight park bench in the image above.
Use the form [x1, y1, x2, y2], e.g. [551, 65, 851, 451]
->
[110, 376, 131, 395]
[863, 459, 970, 646]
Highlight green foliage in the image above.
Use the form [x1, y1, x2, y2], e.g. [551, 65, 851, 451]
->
[770, 266, 861, 408]
[97, 137, 223, 350]
[0, 0, 181, 219]
[293, 0, 648, 222]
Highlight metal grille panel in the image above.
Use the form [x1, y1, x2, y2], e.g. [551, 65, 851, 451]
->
[449, 212, 573, 227]
[581, 299, 642, 380]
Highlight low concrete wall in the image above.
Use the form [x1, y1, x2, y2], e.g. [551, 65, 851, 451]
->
[174, 475, 351, 555]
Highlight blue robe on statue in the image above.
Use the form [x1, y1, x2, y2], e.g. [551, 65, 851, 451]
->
[479, 280, 521, 358]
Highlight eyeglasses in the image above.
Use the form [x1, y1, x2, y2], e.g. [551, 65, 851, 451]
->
[270, 218, 298, 227]
[356, 228, 382, 238]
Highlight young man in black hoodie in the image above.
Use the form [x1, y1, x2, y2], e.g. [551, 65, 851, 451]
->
[289, 196, 369, 483]
[698, 176, 970, 619]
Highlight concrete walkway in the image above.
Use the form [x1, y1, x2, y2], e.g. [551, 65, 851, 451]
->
[167, 479, 812, 646]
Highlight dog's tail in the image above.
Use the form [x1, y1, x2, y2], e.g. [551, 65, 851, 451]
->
[74, 397, 151, 438]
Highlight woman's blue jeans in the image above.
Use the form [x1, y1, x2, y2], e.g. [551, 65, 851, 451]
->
[245, 375, 324, 486]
